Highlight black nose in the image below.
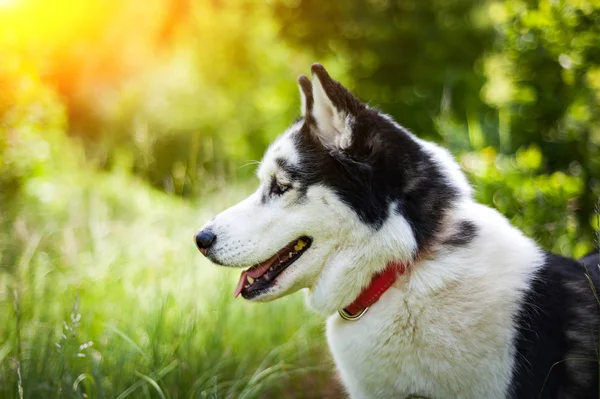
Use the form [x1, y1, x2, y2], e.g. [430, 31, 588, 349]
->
[195, 229, 216, 255]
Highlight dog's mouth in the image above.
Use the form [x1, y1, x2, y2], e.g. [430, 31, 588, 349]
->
[233, 236, 312, 299]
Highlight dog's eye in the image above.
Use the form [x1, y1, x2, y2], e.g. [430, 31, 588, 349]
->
[272, 181, 291, 196]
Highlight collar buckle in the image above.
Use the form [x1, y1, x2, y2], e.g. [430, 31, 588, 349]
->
[338, 306, 369, 321]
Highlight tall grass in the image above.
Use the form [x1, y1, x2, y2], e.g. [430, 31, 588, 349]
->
[0, 171, 335, 398]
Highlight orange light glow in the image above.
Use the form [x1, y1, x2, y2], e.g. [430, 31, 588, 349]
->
[0, 0, 171, 104]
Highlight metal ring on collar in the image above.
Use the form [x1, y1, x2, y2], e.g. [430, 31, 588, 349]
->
[338, 306, 369, 321]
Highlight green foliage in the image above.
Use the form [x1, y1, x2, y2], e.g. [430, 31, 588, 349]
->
[482, 0, 600, 244]
[462, 146, 592, 257]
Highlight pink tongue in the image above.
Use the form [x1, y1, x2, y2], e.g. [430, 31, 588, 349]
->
[233, 271, 248, 298]
[233, 253, 282, 298]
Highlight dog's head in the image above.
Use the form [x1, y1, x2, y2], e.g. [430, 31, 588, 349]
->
[195, 64, 472, 314]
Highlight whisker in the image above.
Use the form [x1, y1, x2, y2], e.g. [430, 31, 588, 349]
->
[238, 160, 261, 170]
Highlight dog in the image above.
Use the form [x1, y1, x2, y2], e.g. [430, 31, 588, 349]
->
[194, 64, 599, 399]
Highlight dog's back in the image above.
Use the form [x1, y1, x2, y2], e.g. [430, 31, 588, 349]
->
[511, 251, 599, 398]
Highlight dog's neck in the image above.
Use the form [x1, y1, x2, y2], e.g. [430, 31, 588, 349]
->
[306, 199, 485, 316]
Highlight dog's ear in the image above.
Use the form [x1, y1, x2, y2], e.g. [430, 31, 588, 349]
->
[297, 74, 313, 118]
[308, 63, 364, 150]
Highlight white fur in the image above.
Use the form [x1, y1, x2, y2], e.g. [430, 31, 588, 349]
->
[416, 139, 474, 198]
[201, 102, 546, 399]
[299, 82, 309, 117]
[308, 198, 417, 314]
[327, 201, 543, 398]
[258, 122, 303, 177]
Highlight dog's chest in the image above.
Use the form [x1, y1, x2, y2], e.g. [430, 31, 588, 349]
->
[326, 288, 515, 399]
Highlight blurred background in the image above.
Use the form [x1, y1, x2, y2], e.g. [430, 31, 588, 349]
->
[0, 0, 599, 397]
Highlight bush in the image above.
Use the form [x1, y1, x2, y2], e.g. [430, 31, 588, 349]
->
[462, 146, 592, 257]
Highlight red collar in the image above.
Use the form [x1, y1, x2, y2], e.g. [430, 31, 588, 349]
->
[339, 261, 407, 320]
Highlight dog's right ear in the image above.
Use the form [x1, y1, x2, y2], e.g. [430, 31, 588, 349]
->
[298, 74, 313, 118]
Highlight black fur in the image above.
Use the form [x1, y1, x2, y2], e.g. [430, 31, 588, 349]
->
[580, 251, 600, 270]
[297, 74, 314, 118]
[442, 220, 478, 247]
[289, 118, 459, 251]
[511, 252, 599, 399]
[275, 157, 302, 181]
[287, 68, 460, 251]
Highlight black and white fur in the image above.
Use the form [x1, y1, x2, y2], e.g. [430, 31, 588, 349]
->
[196, 64, 600, 398]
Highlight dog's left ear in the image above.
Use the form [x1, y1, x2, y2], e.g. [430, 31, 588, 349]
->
[298, 74, 313, 118]
[305, 63, 365, 150]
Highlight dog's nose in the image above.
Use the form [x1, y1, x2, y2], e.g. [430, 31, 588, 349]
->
[195, 229, 216, 255]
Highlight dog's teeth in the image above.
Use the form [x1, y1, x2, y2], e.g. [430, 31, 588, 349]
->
[269, 267, 273, 271]
[289, 252, 294, 258]
[294, 240, 307, 251]
[247, 276, 254, 284]
[244, 284, 250, 288]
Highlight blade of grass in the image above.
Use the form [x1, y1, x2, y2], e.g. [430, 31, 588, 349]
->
[105, 324, 151, 364]
[0, 342, 10, 365]
[116, 361, 179, 399]
[537, 357, 597, 399]
[116, 380, 146, 399]
[134, 371, 167, 399]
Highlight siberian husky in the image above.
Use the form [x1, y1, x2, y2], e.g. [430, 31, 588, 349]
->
[195, 64, 599, 398]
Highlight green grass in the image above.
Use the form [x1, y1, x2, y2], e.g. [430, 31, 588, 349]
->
[0, 170, 335, 398]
